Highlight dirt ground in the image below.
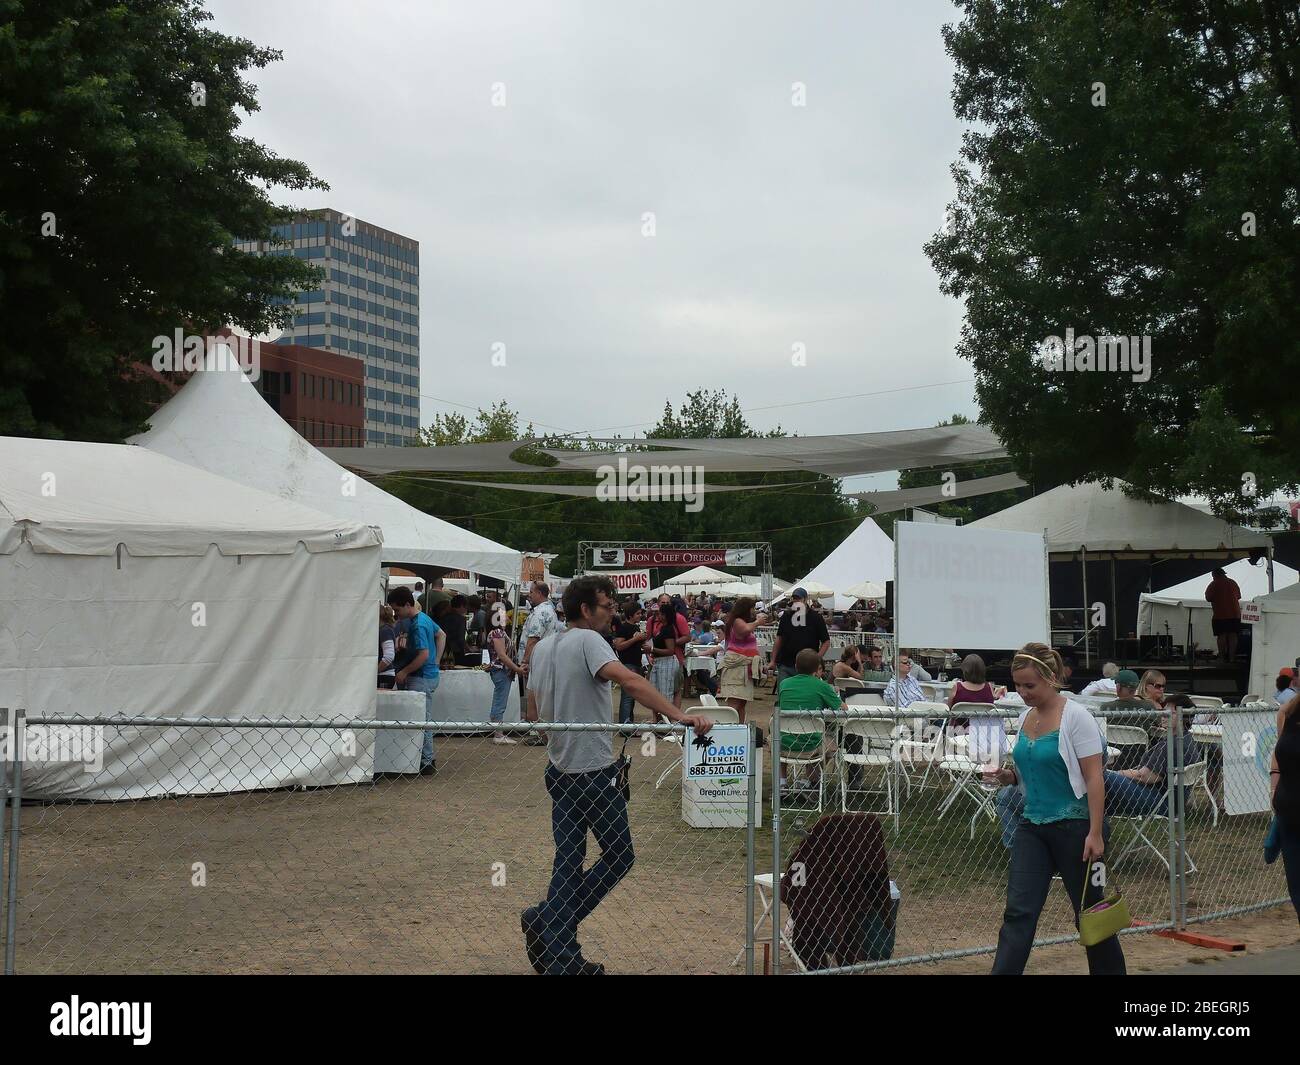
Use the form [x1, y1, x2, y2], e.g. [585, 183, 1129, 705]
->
[8, 678, 1295, 975]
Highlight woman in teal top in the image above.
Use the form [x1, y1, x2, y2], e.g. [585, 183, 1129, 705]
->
[985, 643, 1124, 974]
[1013, 729, 1089, 824]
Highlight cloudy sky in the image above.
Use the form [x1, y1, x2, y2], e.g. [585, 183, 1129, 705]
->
[209, 0, 973, 489]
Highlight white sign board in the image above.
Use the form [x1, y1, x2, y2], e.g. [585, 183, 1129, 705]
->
[1221, 710, 1276, 815]
[895, 521, 1048, 649]
[911, 508, 958, 525]
[682, 723, 760, 828]
[607, 569, 651, 594]
[1240, 601, 1261, 625]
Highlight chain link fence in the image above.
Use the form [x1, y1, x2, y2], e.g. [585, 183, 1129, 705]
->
[768, 702, 1290, 973]
[0, 711, 758, 975]
[0, 700, 1288, 974]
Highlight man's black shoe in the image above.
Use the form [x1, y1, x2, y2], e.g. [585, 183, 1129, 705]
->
[520, 907, 546, 974]
[570, 958, 605, 975]
[419, 763, 436, 776]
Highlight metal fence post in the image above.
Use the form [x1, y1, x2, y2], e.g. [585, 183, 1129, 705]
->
[0, 707, 7, 972]
[1164, 718, 1177, 929]
[771, 696, 782, 975]
[745, 721, 756, 975]
[4, 708, 23, 976]
[1173, 717, 1188, 930]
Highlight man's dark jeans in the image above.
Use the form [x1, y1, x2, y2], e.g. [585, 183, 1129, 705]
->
[537, 762, 635, 974]
[618, 686, 637, 725]
[991, 817, 1126, 974]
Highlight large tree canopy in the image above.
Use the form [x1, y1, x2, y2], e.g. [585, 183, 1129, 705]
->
[0, 0, 325, 441]
[926, 0, 1300, 517]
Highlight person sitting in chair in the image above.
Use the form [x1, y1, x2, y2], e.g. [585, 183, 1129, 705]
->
[1103, 692, 1200, 818]
[780, 812, 896, 970]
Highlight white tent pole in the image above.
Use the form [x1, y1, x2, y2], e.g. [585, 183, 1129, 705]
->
[1081, 547, 1090, 669]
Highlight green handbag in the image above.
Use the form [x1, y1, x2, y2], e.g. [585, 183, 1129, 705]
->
[1078, 858, 1131, 947]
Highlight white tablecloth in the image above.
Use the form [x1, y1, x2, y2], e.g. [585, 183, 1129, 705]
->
[375, 690, 426, 774]
[428, 668, 521, 728]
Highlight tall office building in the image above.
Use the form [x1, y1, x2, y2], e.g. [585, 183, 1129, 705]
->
[234, 208, 420, 445]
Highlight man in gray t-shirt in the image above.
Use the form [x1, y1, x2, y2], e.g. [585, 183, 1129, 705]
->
[521, 575, 710, 976]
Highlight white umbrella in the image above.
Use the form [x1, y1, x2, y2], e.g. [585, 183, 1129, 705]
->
[772, 579, 837, 603]
[844, 580, 887, 600]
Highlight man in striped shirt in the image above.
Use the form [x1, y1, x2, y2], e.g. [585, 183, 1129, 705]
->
[883, 650, 926, 707]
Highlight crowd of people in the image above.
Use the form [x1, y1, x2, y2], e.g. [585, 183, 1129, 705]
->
[374, 574, 1299, 974]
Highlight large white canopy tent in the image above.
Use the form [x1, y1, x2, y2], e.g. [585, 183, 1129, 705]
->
[1247, 582, 1300, 701]
[1, 437, 381, 800]
[971, 481, 1270, 556]
[972, 481, 1272, 659]
[779, 518, 895, 610]
[1137, 558, 1298, 651]
[132, 353, 522, 584]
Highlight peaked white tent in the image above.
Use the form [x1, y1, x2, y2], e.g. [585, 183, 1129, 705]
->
[1, 436, 381, 800]
[1247, 582, 1300, 701]
[784, 518, 895, 610]
[971, 481, 1270, 556]
[1137, 558, 1298, 650]
[131, 352, 522, 582]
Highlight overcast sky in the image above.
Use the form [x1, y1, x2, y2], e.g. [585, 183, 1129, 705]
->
[209, 0, 973, 490]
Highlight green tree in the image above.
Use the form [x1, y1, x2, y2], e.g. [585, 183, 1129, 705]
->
[418, 401, 534, 447]
[0, 0, 326, 441]
[926, 0, 1300, 518]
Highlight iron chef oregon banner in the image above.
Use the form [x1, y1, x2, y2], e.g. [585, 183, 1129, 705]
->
[591, 548, 756, 568]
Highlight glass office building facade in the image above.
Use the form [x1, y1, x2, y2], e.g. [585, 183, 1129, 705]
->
[234, 209, 420, 446]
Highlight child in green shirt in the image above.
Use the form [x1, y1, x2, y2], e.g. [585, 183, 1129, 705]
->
[778, 648, 846, 753]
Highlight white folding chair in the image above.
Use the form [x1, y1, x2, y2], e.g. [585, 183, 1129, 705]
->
[1243, 693, 1262, 706]
[731, 872, 807, 972]
[834, 677, 866, 692]
[653, 705, 738, 788]
[933, 704, 1000, 838]
[1113, 761, 1207, 872]
[1188, 695, 1223, 710]
[698, 693, 719, 707]
[777, 715, 828, 813]
[1104, 723, 1149, 768]
[845, 691, 885, 706]
[896, 701, 952, 789]
[838, 718, 900, 830]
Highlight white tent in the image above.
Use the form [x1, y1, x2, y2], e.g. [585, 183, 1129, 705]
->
[131, 352, 522, 582]
[971, 481, 1270, 556]
[1, 436, 381, 800]
[785, 518, 895, 610]
[1137, 559, 1298, 650]
[1247, 582, 1300, 701]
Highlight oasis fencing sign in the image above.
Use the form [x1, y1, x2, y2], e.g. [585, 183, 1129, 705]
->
[682, 723, 760, 828]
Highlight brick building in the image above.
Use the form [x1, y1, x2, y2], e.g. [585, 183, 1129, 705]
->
[253, 343, 365, 448]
